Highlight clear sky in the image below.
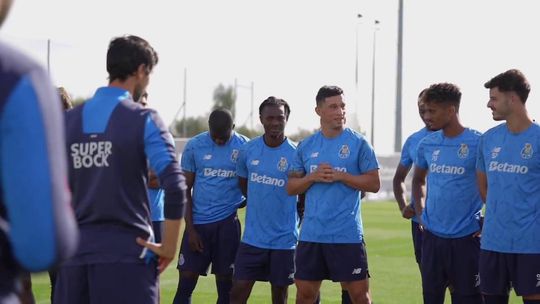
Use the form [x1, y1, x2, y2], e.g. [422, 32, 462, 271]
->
[3, 0, 539, 155]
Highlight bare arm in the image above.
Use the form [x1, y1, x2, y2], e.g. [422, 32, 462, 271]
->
[333, 169, 381, 193]
[477, 171, 487, 203]
[412, 165, 428, 225]
[393, 164, 415, 219]
[183, 171, 195, 229]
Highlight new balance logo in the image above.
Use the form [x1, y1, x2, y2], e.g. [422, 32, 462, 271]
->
[288, 273, 295, 279]
[475, 274, 480, 287]
[352, 268, 362, 275]
[536, 274, 540, 287]
[203, 154, 212, 160]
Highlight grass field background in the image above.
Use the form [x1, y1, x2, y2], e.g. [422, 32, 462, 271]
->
[31, 201, 521, 303]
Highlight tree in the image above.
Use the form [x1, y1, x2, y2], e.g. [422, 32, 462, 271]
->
[212, 84, 236, 118]
[171, 115, 208, 138]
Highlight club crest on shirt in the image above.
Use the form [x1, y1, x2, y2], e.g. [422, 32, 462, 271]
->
[432, 149, 440, 161]
[339, 145, 350, 159]
[457, 143, 469, 159]
[277, 157, 288, 172]
[491, 147, 501, 159]
[231, 149, 239, 162]
[203, 154, 212, 160]
[521, 143, 533, 159]
[251, 159, 260, 166]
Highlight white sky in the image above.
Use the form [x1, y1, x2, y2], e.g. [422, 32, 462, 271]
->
[2, 0, 539, 155]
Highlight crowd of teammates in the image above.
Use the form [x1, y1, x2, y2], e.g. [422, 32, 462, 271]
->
[2, 1, 540, 303]
[393, 70, 540, 304]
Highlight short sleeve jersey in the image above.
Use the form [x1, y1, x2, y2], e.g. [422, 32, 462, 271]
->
[416, 128, 483, 238]
[181, 131, 249, 224]
[289, 128, 379, 243]
[477, 123, 540, 253]
[236, 136, 298, 249]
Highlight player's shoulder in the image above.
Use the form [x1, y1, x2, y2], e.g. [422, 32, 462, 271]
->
[232, 131, 250, 144]
[465, 127, 483, 138]
[482, 123, 508, 138]
[419, 130, 443, 146]
[0, 42, 43, 81]
[242, 135, 263, 150]
[284, 137, 298, 150]
[186, 131, 211, 149]
[296, 130, 320, 149]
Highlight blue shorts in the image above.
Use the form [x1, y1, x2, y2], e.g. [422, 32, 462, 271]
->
[54, 261, 159, 304]
[295, 241, 369, 282]
[233, 242, 295, 287]
[480, 249, 540, 296]
[421, 230, 480, 295]
[178, 212, 241, 276]
[411, 221, 423, 264]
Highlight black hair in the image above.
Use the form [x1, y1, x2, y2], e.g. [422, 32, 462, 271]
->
[315, 85, 343, 106]
[208, 108, 234, 137]
[259, 96, 291, 119]
[423, 83, 462, 110]
[484, 69, 530, 103]
[106, 35, 158, 82]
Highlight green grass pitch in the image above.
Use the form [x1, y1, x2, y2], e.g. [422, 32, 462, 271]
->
[30, 201, 520, 303]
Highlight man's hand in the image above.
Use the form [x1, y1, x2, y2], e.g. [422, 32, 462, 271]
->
[401, 204, 415, 219]
[136, 238, 175, 274]
[309, 163, 335, 183]
[187, 228, 204, 253]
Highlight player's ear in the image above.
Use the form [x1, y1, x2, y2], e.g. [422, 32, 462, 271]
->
[315, 106, 321, 116]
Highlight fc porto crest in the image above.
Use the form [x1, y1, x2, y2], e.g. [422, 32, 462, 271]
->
[521, 143, 533, 159]
[231, 149, 239, 162]
[277, 157, 288, 172]
[491, 147, 501, 159]
[432, 149, 440, 161]
[457, 143, 469, 159]
[338, 145, 350, 159]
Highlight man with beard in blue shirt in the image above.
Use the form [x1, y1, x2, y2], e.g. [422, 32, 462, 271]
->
[477, 69, 540, 304]
[174, 108, 249, 304]
[412, 83, 483, 304]
[230, 97, 299, 304]
[288, 85, 380, 304]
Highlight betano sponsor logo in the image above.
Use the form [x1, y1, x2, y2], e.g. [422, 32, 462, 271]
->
[429, 163, 465, 175]
[203, 168, 236, 177]
[488, 161, 528, 174]
[250, 172, 286, 187]
[309, 165, 347, 173]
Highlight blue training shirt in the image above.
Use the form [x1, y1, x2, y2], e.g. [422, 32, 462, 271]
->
[65, 86, 185, 265]
[399, 127, 432, 222]
[237, 136, 299, 249]
[477, 123, 540, 253]
[0, 41, 78, 293]
[181, 131, 249, 224]
[148, 189, 165, 222]
[416, 128, 482, 238]
[289, 128, 379, 243]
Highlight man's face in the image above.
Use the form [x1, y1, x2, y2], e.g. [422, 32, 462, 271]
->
[133, 65, 150, 102]
[418, 100, 430, 128]
[260, 104, 287, 139]
[487, 87, 512, 121]
[423, 101, 451, 131]
[0, 0, 13, 27]
[316, 94, 346, 130]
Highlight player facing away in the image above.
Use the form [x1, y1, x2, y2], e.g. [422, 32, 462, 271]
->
[229, 97, 299, 304]
[412, 83, 483, 304]
[56, 35, 186, 304]
[287, 86, 380, 304]
[392, 88, 434, 268]
[174, 108, 249, 304]
[0, 0, 79, 302]
[477, 69, 540, 304]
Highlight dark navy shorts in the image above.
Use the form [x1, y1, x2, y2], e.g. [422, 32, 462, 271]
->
[421, 230, 481, 295]
[480, 249, 540, 296]
[54, 261, 159, 304]
[178, 212, 241, 276]
[295, 241, 369, 282]
[412, 221, 423, 265]
[233, 242, 295, 287]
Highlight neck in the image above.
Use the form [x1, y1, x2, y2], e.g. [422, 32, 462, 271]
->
[506, 108, 533, 133]
[320, 125, 343, 138]
[442, 116, 465, 138]
[263, 133, 285, 148]
[109, 79, 136, 98]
